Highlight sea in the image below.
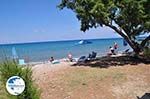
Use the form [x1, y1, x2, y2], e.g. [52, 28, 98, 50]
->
[0, 38, 130, 62]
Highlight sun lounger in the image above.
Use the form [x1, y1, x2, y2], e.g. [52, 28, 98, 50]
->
[52, 60, 60, 64]
[19, 59, 26, 65]
[76, 52, 97, 65]
[87, 52, 97, 60]
[122, 49, 130, 54]
[91, 52, 97, 59]
[110, 53, 126, 57]
[77, 56, 88, 63]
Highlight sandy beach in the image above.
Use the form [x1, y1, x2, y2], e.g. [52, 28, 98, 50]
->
[0, 1, 149, 99]
[32, 61, 150, 99]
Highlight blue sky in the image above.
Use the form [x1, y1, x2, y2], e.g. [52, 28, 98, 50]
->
[0, 0, 120, 44]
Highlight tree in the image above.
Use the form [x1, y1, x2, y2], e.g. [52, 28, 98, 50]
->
[58, 0, 150, 54]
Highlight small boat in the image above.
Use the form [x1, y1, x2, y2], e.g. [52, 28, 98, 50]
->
[78, 40, 92, 45]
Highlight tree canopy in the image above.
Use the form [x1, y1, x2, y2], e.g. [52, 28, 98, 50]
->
[58, 0, 150, 54]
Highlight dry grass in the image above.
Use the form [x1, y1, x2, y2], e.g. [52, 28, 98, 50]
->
[33, 63, 150, 99]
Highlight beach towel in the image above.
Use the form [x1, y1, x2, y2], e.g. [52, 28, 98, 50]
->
[19, 59, 26, 65]
[52, 60, 60, 64]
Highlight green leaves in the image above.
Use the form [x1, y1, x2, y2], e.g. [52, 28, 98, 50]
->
[58, 0, 150, 53]
[58, 0, 149, 33]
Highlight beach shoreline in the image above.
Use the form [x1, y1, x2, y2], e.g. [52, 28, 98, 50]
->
[0, 38, 131, 62]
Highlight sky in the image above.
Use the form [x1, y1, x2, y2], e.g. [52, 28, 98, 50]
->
[0, 0, 120, 44]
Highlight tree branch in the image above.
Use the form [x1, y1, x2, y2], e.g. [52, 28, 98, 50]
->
[104, 23, 141, 53]
[104, 23, 129, 41]
[113, 19, 131, 39]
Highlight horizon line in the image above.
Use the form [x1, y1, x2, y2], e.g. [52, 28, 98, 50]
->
[0, 37, 122, 45]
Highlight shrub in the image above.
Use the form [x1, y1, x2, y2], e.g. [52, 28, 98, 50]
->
[143, 47, 150, 58]
[0, 60, 40, 99]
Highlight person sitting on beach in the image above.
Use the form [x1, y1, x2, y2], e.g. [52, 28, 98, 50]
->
[114, 42, 118, 50]
[67, 53, 73, 62]
[49, 57, 54, 62]
[113, 42, 118, 53]
[107, 46, 115, 56]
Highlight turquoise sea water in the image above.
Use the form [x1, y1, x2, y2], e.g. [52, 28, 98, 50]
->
[0, 38, 130, 62]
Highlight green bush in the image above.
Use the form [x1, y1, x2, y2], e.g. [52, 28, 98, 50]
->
[0, 60, 40, 99]
[143, 47, 150, 58]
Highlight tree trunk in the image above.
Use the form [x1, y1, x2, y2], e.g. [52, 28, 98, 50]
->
[123, 37, 141, 55]
[129, 42, 141, 55]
